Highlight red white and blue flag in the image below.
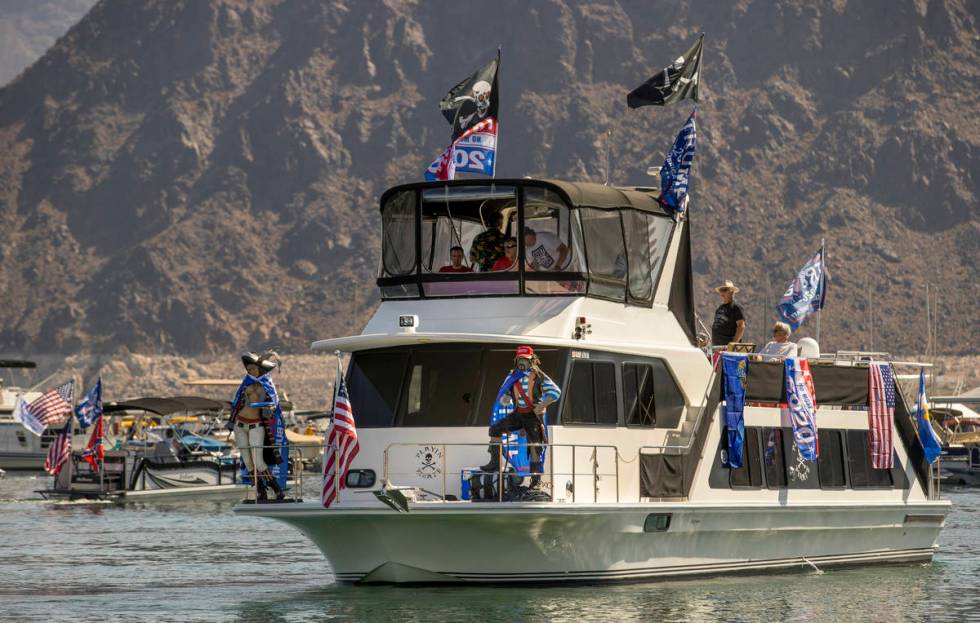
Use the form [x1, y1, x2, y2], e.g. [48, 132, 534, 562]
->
[868, 363, 895, 469]
[425, 117, 498, 181]
[13, 380, 74, 436]
[322, 362, 360, 508]
[81, 414, 105, 471]
[776, 248, 826, 331]
[44, 418, 73, 476]
[659, 109, 697, 214]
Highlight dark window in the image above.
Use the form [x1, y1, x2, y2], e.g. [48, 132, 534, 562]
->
[650, 360, 685, 428]
[624, 363, 656, 427]
[846, 430, 894, 487]
[345, 469, 376, 488]
[580, 208, 627, 301]
[347, 352, 409, 427]
[380, 190, 417, 277]
[817, 429, 847, 487]
[730, 428, 763, 488]
[399, 349, 483, 427]
[782, 432, 822, 489]
[643, 513, 671, 532]
[561, 360, 618, 425]
[762, 428, 787, 488]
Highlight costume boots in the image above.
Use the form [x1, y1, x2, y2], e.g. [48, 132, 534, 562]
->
[479, 437, 502, 473]
[255, 475, 268, 502]
[266, 473, 286, 501]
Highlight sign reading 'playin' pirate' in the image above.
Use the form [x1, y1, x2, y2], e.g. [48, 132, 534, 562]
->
[415, 445, 444, 480]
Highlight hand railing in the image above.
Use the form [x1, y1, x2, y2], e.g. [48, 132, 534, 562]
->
[640, 361, 719, 455]
[381, 441, 620, 503]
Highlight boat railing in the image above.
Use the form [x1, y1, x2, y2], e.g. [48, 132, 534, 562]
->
[640, 359, 720, 456]
[380, 441, 621, 503]
[237, 443, 309, 502]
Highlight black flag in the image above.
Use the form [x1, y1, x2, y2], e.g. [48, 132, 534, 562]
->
[439, 52, 499, 140]
[627, 34, 703, 108]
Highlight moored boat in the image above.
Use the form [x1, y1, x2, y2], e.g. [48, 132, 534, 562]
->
[235, 177, 950, 584]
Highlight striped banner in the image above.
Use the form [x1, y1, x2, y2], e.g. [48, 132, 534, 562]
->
[868, 363, 895, 469]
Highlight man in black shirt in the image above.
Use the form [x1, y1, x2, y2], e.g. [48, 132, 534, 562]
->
[711, 280, 746, 347]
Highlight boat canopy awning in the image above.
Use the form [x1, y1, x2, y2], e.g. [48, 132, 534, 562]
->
[104, 396, 228, 415]
[0, 360, 36, 368]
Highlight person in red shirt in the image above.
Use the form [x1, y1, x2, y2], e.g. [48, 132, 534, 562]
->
[491, 237, 518, 271]
[438, 246, 473, 273]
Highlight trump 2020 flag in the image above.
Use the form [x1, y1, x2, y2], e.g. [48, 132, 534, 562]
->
[784, 358, 818, 461]
[776, 249, 826, 331]
[659, 109, 697, 214]
[628, 34, 703, 108]
[424, 118, 498, 181]
[916, 369, 943, 464]
[74, 379, 103, 429]
[721, 353, 747, 469]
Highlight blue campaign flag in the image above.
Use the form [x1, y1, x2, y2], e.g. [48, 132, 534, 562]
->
[776, 248, 826, 331]
[659, 109, 697, 214]
[721, 353, 747, 469]
[424, 118, 498, 181]
[916, 369, 943, 464]
[74, 379, 103, 429]
[784, 359, 818, 461]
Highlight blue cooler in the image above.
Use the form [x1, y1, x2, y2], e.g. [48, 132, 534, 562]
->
[460, 467, 481, 500]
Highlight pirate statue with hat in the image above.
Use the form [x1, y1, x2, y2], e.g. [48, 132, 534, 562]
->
[480, 345, 562, 490]
[228, 351, 287, 502]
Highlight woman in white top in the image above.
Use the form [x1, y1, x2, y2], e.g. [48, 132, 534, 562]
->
[758, 321, 799, 360]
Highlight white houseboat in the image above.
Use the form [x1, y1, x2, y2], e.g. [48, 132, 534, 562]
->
[235, 178, 949, 584]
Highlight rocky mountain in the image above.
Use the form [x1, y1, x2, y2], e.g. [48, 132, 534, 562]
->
[0, 0, 977, 358]
[0, 0, 96, 86]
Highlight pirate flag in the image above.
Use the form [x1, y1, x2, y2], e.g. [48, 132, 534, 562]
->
[627, 34, 703, 108]
[440, 51, 499, 140]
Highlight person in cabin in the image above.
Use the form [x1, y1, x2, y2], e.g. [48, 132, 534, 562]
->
[470, 213, 507, 271]
[523, 227, 569, 271]
[757, 321, 799, 360]
[710, 280, 746, 347]
[438, 246, 473, 273]
[480, 345, 562, 490]
[491, 237, 519, 271]
[228, 351, 285, 502]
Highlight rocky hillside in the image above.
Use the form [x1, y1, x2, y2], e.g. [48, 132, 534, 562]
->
[0, 0, 977, 358]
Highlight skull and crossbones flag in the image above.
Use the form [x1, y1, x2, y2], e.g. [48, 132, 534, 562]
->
[440, 51, 499, 140]
[627, 34, 702, 108]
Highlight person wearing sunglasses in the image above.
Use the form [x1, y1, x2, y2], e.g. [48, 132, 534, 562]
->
[491, 237, 519, 271]
[758, 321, 799, 360]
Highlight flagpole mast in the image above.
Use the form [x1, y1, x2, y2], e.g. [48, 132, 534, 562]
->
[493, 45, 500, 180]
[816, 237, 824, 344]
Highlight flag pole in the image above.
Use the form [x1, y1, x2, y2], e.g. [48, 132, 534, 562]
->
[493, 45, 501, 180]
[816, 237, 825, 344]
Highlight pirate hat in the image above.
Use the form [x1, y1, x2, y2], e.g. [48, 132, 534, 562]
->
[257, 350, 281, 374]
[714, 280, 740, 294]
[241, 352, 260, 370]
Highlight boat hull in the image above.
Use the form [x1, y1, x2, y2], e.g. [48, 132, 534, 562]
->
[235, 501, 950, 584]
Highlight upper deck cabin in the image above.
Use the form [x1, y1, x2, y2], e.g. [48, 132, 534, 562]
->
[377, 179, 692, 329]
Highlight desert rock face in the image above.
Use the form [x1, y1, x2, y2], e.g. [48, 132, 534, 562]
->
[0, 0, 977, 357]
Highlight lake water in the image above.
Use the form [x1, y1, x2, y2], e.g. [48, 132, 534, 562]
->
[2, 473, 978, 622]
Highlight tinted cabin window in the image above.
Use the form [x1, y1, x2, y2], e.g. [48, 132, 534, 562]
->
[730, 429, 763, 488]
[817, 429, 847, 487]
[622, 210, 653, 304]
[624, 363, 656, 427]
[348, 352, 409, 427]
[580, 208, 627, 301]
[846, 430, 893, 487]
[651, 360, 685, 428]
[762, 428, 787, 488]
[400, 349, 483, 427]
[562, 360, 618, 425]
[381, 190, 417, 277]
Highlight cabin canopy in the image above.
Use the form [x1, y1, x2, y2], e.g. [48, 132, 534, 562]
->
[377, 178, 676, 306]
[103, 396, 228, 416]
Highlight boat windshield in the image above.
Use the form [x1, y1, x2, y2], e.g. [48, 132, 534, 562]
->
[346, 343, 567, 428]
[378, 181, 674, 305]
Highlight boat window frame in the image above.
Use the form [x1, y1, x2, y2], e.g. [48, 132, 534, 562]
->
[375, 180, 673, 306]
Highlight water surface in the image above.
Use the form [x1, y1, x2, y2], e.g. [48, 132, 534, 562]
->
[1, 473, 977, 622]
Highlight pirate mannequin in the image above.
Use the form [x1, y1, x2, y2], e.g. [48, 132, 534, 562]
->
[229, 351, 285, 501]
[481, 345, 562, 489]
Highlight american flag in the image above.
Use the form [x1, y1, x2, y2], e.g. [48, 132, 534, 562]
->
[44, 418, 72, 476]
[22, 381, 75, 433]
[322, 370, 359, 508]
[868, 363, 895, 469]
